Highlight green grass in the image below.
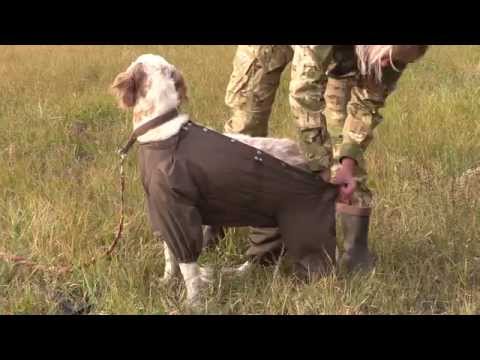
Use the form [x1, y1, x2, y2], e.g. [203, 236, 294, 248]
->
[1, 45, 479, 314]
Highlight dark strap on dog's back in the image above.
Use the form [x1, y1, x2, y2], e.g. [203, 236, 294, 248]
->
[118, 109, 179, 155]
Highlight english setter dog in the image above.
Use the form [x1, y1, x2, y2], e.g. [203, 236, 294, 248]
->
[110, 54, 338, 308]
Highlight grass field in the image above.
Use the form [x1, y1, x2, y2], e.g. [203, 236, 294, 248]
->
[1, 45, 479, 314]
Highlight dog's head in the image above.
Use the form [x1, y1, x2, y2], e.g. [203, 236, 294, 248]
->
[110, 54, 188, 111]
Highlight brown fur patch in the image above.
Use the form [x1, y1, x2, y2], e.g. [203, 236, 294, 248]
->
[171, 69, 188, 103]
[111, 63, 148, 109]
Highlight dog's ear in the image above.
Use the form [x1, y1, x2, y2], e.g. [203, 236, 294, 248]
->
[110, 63, 147, 108]
[171, 68, 188, 104]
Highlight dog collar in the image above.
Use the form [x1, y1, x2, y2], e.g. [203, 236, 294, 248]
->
[118, 108, 179, 156]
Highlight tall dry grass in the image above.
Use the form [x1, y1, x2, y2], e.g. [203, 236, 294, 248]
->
[0, 45, 479, 314]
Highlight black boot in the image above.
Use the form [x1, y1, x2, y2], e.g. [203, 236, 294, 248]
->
[339, 213, 376, 273]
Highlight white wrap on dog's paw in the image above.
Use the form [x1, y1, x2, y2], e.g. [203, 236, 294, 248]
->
[179, 263, 209, 308]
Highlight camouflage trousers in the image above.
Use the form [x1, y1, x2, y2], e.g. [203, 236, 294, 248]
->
[225, 45, 406, 209]
[224, 45, 405, 261]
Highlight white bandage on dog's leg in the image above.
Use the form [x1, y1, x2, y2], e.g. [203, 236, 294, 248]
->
[162, 244, 180, 282]
[179, 263, 207, 307]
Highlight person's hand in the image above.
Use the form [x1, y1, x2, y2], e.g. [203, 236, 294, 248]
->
[332, 158, 357, 203]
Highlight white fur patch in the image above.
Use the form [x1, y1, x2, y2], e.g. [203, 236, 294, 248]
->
[162, 244, 180, 282]
[135, 54, 172, 69]
[225, 133, 307, 168]
[137, 114, 189, 143]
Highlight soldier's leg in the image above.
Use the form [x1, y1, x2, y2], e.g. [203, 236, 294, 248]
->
[289, 45, 334, 178]
[225, 45, 294, 136]
[336, 57, 409, 272]
[337, 45, 428, 270]
[324, 77, 354, 149]
[243, 227, 285, 265]
[218, 46, 293, 263]
[338, 47, 429, 272]
[324, 46, 358, 264]
[267, 45, 336, 269]
[324, 45, 357, 155]
[325, 45, 357, 190]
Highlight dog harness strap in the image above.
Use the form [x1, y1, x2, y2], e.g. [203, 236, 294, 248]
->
[118, 109, 179, 155]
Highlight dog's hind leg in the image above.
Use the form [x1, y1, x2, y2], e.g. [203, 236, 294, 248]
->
[221, 261, 253, 277]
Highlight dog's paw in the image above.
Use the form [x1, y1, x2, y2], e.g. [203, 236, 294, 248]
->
[179, 263, 212, 312]
[221, 261, 252, 278]
[184, 276, 210, 312]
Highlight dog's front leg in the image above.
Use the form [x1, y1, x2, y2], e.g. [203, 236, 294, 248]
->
[161, 243, 180, 283]
[179, 263, 212, 309]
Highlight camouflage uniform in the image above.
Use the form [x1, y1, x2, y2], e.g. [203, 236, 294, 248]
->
[327, 49, 407, 212]
[222, 44, 416, 266]
[225, 45, 295, 137]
